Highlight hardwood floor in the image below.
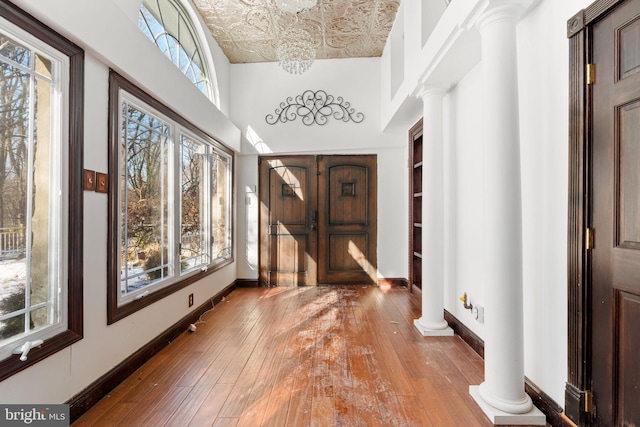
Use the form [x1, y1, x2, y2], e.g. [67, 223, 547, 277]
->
[73, 285, 548, 426]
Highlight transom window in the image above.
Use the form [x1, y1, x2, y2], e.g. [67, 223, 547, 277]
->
[108, 72, 232, 323]
[0, 1, 83, 379]
[138, 0, 211, 99]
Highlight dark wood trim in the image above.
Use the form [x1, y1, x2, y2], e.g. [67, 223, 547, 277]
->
[526, 377, 564, 427]
[106, 70, 234, 324]
[584, 0, 625, 25]
[67, 281, 237, 422]
[566, 15, 591, 426]
[235, 279, 260, 287]
[239, 278, 408, 288]
[377, 278, 407, 287]
[443, 309, 485, 359]
[0, 0, 84, 382]
[67, 17, 85, 343]
[567, 10, 585, 38]
[565, 382, 589, 426]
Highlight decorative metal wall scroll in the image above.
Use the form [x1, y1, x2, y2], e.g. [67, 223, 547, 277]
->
[265, 89, 365, 126]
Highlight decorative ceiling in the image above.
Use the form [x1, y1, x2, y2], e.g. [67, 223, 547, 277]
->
[192, 0, 401, 64]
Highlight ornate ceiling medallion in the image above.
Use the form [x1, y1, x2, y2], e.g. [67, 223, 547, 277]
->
[266, 89, 365, 126]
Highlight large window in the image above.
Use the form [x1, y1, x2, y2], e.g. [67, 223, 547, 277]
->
[138, 0, 211, 99]
[108, 71, 232, 323]
[0, 1, 83, 379]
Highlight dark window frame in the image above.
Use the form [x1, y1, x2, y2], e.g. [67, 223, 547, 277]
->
[107, 71, 233, 324]
[0, 0, 84, 382]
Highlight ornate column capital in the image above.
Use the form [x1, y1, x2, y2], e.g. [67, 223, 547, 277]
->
[469, 0, 535, 32]
[413, 85, 450, 101]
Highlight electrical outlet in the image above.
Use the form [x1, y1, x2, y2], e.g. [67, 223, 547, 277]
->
[473, 305, 484, 323]
[188, 293, 194, 307]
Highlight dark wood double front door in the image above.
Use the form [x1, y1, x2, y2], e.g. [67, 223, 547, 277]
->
[259, 155, 377, 286]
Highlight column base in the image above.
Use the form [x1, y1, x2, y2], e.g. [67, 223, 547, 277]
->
[414, 318, 454, 336]
[470, 385, 546, 425]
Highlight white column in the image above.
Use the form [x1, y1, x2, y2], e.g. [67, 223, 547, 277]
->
[469, 3, 544, 425]
[414, 87, 453, 337]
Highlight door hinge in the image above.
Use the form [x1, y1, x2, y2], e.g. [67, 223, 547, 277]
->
[584, 390, 595, 414]
[586, 228, 595, 250]
[586, 63, 595, 85]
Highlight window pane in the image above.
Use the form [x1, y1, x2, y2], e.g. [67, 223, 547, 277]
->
[138, 1, 210, 99]
[0, 60, 29, 327]
[120, 103, 172, 296]
[0, 312, 25, 340]
[0, 57, 28, 342]
[29, 75, 53, 325]
[180, 136, 207, 272]
[0, 34, 30, 67]
[211, 153, 230, 260]
[0, 43, 56, 343]
[35, 54, 52, 80]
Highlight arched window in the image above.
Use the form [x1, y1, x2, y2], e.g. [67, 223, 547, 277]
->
[138, 0, 213, 100]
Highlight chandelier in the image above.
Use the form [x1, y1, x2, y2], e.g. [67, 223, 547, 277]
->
[276, 27, 316, 74]
[275, 0, 317, 14]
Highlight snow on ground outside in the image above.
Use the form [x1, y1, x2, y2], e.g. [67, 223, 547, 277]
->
[0, 258, 26, 301]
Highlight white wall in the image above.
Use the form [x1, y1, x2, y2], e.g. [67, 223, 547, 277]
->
[230, 59, 407, 281]
[380, 0, 598, 409]
[0, 0, 239, 404]
[445, 64, 486, 337]
[517, 0, 595, 405]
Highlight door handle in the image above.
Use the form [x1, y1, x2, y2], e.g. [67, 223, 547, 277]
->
[310, 210, 317, 230]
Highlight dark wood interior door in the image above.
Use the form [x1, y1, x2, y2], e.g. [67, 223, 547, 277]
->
[591, 1, 640, 424]
[259, 156, 317, 286]
[259, 155, 377, 286]
[317, 155, 377, 284]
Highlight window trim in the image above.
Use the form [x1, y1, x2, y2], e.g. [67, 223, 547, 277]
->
[107, 70, 233, 324]
[0, 0, 83, 382]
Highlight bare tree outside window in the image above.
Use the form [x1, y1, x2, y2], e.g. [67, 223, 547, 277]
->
[120, 102, 171, 294]
[180, 136, 206, 271]
[0, 35, 57, 341]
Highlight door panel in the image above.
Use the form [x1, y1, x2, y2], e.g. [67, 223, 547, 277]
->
[617, 100, 640, 248]
[616, 290, 640, 425]
[318, 155, 377, 284]
[259, 157, 317, 286]
[592, 1, 640, 424]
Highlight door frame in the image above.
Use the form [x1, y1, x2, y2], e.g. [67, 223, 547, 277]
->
[566, 1, 627, 424]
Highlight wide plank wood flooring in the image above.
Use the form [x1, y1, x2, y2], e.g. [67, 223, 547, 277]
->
[73, 285, 548, 426]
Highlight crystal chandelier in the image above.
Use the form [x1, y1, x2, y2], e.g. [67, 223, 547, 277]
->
[276, 28, 316, 74]
[275, 0, 317, 14]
